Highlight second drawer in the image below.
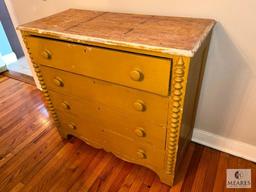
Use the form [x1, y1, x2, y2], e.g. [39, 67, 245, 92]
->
[40, 65, 169, 126]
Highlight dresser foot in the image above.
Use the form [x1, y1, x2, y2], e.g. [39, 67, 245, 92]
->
[56, 128, 69, 139]
[60, 133, 69, 140]
[158, 173, 174, 186]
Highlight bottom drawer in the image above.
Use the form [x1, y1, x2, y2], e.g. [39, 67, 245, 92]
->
[57, 111, 165, 169]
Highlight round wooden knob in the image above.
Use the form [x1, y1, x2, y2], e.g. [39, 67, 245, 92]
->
[53, 77, 64, 87]
[130, 69, 143, 81]
[41, 49, 52, 59]
[61, 102, 70, 110]
[68, 123, 76, 130]
[133, 100, 145, 111]
[137, 149, 146, 159]
[134, 127, 145, 137]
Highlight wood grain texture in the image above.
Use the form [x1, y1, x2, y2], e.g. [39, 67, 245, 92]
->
[0, 76, 255, 191]
[18, 9, 215, 57]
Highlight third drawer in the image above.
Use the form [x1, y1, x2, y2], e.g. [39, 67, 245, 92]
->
[49, 90, 167, 149]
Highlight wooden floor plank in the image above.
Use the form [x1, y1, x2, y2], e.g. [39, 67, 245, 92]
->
[107, 161, 134, 192]
[10, 182, 24, 192]
[180, 144, 204, 191]
[0, 127, 58, 190]
[128, 167, 148, 192]
[148, 176, 163, 192]
[20, 140, 83, 192]
[90, 157, 122, 192]
[170, 143, 195, 192]
[201, 148, 220, 191]
[190, 147, 220, 192]
[213, 153, 229, 192]
[68, 150, 111, 192]
[0, 118, 51, 168]
[0, 76, 255, 192]
[118, 165, 142, 192]
[49, 146, 98, 191]
[80, 152, 113, 191]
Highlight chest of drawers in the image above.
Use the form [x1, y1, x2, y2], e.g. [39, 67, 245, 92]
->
[19, 9, 215, 186]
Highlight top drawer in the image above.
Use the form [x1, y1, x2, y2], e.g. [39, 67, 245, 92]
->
[26, 36, 171, 96]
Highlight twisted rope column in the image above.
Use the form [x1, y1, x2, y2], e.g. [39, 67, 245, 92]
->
[166, 56, 188, 175]
[21, 33, 60, 127]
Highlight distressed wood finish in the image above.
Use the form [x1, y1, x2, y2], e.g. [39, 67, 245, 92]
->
[18, 9, 215, 57]
[18, 9, 215, 186]
[0, 77, 256, 191]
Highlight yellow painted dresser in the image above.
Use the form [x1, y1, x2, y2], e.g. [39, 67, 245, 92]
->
[18, 9, 215, 186]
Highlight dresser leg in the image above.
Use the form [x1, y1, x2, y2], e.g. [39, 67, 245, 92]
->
[158, 173, 174, 186]
[59, 132, 69, 139]
[55, 126, 69, 139]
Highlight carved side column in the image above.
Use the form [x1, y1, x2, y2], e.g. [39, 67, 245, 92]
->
[21, 32, 64, 136]
[165, 56, 191, 183]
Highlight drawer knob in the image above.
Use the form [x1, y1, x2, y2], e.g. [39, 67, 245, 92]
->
[130, 69, 143, 81]
[137, 149, 146, 159]
[134, 127, 145, 137]
[61, 102, 70, 110]
[68, 123, 76, 130]
[133, 100, 145, 111]
[41, 49, 52, 59]
[53, 77, 64, 87]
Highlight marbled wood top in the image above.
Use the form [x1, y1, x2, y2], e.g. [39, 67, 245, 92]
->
[18, 9, 215, 57]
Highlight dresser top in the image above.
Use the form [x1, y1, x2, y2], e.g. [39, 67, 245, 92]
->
[18, 9, 215, 57]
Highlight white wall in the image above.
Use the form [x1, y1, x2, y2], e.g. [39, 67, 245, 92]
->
[6, 0, 256, 158]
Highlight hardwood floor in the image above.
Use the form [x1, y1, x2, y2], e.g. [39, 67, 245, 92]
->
[0, 76, 255, 192]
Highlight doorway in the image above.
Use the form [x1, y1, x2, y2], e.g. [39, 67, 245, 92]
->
[0, 0, 32, 76]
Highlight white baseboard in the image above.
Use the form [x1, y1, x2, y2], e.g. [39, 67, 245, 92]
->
[1, 52, 17, 65]
[192, 128, 256, 163]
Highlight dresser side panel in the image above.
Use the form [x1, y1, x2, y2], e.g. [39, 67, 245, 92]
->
[175, 31, 213, 173]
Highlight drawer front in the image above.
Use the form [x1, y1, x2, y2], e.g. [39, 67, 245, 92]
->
[58, 112, 165, 169]
[27, 36, 171, 96]
[49, 91, 166, 149]
[58, 111, 105, 148]
[40, 65, 169, 126]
